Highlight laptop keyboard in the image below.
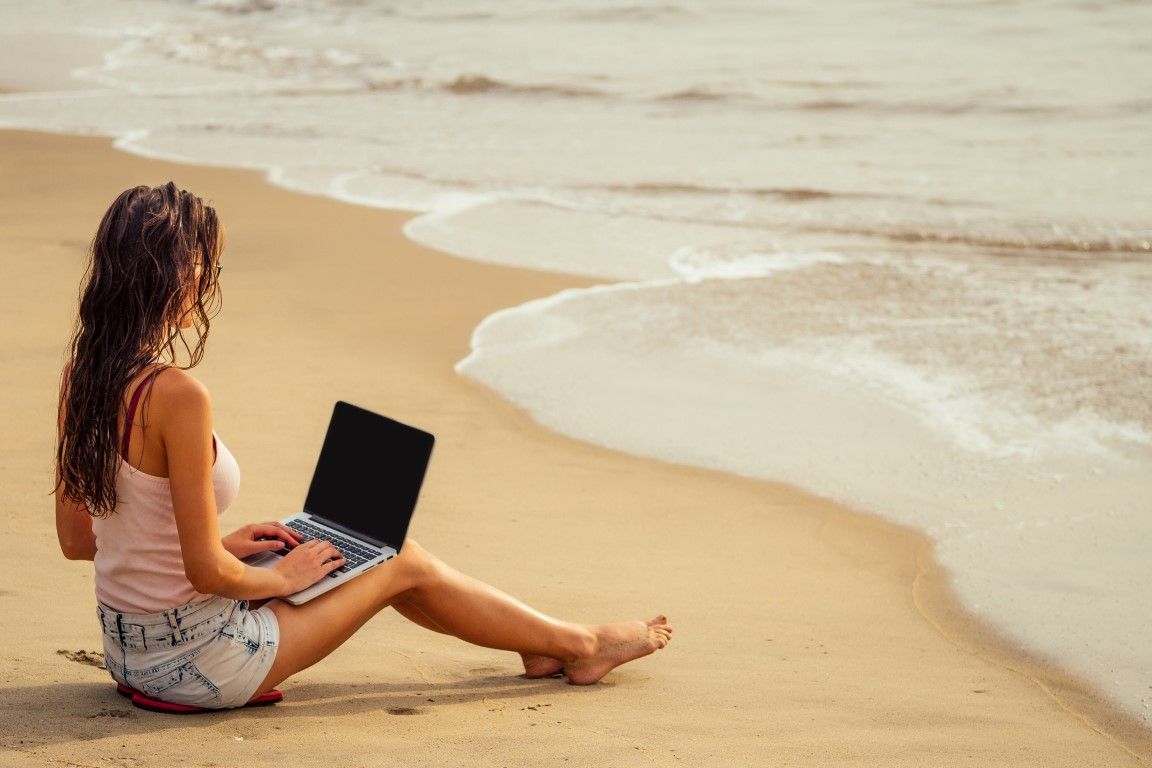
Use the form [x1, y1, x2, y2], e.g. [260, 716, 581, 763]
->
[283, 518, 385, 578]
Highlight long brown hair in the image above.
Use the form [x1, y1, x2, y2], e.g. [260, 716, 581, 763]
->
[56, 182, 224, 517]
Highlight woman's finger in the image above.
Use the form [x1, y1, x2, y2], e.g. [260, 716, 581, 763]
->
[251, 523, 290, 540]
[272, 522, 302, 543]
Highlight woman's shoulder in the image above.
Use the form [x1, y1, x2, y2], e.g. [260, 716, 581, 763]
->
[148, 367, 211, 410]
[129, 367, 213, 434]
[142, 368, 216, 451]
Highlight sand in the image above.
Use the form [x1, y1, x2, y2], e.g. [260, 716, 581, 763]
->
[0, 129, 1147, 766]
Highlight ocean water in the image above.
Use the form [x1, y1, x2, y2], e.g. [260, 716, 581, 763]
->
[1, 0, 1149, 723]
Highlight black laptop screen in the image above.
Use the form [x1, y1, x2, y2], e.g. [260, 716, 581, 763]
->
[304, 401, 435, 548]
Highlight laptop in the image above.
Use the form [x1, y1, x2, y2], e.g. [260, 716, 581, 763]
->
[243, 400, 435, 605]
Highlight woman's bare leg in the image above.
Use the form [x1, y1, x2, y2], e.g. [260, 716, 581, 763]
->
[254, 540, 671, 695]
[379, 547, 672, 684]
[391, 595, 563, 678]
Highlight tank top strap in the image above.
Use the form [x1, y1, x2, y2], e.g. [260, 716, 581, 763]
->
[121, 367, 167, 460]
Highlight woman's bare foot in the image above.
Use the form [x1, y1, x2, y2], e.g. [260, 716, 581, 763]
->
[564, 615, 672, 686]
[520, 653, 565, 679]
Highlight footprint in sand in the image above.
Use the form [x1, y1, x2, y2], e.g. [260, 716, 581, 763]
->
[387, 707, 424, 716]
[57, 649, 106, 669]
[87, 708, 131, 719]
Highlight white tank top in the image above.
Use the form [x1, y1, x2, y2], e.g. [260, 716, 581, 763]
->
[93, 436, 241, 613]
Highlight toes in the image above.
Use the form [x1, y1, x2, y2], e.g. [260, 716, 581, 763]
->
[650, 626, 672, 648]
[521, 653, 565, 679]
[647, 615, 672, 636]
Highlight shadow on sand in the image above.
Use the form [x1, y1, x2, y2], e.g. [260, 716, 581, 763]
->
[0, 670, 580, 750]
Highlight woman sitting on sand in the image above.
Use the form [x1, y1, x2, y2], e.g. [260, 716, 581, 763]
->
[53, 182, 671, 711]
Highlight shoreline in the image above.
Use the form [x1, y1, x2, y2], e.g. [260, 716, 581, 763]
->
[1, 128, 1147, 765]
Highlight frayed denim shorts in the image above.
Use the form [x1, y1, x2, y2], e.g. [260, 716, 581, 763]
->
[97, 595, 280, 709]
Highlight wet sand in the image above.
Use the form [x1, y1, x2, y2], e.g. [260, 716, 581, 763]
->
[0, 129, 1146, 766]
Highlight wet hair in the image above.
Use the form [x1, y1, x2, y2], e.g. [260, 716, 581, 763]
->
[56, 182, 223, 517]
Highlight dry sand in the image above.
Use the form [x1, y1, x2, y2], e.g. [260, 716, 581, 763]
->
[1, 129, 1147, 766]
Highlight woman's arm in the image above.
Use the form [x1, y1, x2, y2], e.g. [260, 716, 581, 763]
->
[163, 372, 343, 599]
[55, 481, 97, 560]
[55, 366, 97, 560]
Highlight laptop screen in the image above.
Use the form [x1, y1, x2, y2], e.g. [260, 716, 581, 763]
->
[304, 401, 435, 548]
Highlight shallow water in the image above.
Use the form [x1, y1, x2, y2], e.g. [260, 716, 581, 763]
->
[1, 0, 1149, 722]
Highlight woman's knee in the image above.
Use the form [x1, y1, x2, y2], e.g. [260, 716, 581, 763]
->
[391, 539, 443, 590]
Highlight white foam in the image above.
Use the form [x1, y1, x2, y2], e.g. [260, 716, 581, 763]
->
[667, 245, 850, 281]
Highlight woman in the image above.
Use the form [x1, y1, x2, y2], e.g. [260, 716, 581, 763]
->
[54, 182, 671, 710]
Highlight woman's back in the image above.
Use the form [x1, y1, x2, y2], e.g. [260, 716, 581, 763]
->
[93, 367, 241, 613]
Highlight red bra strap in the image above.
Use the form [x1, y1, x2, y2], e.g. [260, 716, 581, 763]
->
[121, 368, 166, 460]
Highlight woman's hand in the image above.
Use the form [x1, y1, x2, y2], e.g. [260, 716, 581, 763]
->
[221, 522, 301, 559]
[273, 539, 347, 595]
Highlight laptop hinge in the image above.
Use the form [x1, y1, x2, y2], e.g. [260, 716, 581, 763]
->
[304, 512, 390, 550]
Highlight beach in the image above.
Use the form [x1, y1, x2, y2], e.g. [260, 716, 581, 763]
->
[1, 128, 1148, 766]
[3, 0, 1151, 729]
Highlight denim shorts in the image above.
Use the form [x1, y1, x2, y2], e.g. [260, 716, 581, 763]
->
[97, 595, 280, 710]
